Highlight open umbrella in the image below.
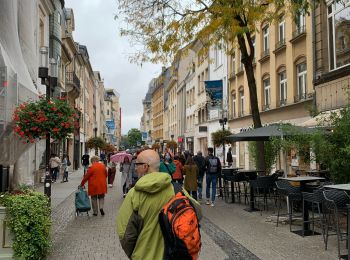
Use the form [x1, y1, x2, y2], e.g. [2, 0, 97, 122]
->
[110, 152, 132, 163]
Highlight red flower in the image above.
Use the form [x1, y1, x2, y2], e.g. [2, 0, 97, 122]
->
[51, 107, 58, 111]
[19, 131, 25, 137]
[52, 127, 59, 132]
[61, 123, 65, 126]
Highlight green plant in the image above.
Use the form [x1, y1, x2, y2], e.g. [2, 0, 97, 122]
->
[249, 138, 283, 173]
[166, 140, 178, 150]
[86, 137, 106, 150]
[211, 129, 232, 147]
[3, 189, 51, 259]
[12, 96, 78, 143]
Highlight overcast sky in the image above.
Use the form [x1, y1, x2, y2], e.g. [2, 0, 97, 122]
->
[65, 0, 160, 135]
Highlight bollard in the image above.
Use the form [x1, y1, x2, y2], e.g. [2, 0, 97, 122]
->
[44, 167, 51, 205]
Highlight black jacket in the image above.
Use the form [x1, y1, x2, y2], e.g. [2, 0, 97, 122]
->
[193, 155, 206, 177]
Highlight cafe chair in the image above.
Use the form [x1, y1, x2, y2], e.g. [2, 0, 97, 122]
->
[275, 180, 302, 231]
[322, 190, 350, 259]
[301, 189, 324, 237]
[222, 168, 234, 203]
[250, 176, 277, 215]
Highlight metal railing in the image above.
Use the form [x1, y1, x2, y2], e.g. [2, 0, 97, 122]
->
[261, 49, 270, 59]
[275, 39, 286, 50]
[292, 25, 306, 38]
[65, 72, 80, 89]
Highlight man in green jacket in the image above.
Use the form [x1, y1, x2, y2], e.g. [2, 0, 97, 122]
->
[116, 149, 174, 260]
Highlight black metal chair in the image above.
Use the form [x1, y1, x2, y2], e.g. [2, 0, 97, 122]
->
[275, 180, 302, 231]
[301, 189, 324, 237]
[250, 176, 277, 215]
[222, 168, 234, 203]
[322, 190, 350, 259]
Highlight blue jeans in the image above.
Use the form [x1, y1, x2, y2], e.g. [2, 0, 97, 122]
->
[197, 175, 203, 199]
[206, 174, 217, 202]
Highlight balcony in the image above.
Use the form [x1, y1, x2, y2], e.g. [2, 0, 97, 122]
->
[291, 26, 306, 43]
[259, 49, 270, 63]
[65, 72, 80, 99]
[236, 66, 244, 76]
[294, 92, 313, 103]
[229, 70, 236, 80]
[274, 39, 286, 54]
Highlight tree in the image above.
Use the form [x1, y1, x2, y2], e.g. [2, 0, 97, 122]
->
[117, 0, 309, 170]
[127, 128, 142, 147]
[211, 129, 232, 147]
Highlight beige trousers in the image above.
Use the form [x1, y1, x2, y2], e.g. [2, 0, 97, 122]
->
[91, 195, 104, 214]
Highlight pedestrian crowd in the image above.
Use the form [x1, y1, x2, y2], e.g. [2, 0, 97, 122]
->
[70, 145, 227, 259]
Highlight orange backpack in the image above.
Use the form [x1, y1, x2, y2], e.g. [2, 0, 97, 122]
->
[159, 183, 201, 260]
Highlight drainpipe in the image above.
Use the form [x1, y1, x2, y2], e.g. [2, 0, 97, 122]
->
[312, 0, 317, 114]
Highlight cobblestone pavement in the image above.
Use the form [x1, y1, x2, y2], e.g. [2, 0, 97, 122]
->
[45, 169, 339, 260]
[46, 171, 258, 260]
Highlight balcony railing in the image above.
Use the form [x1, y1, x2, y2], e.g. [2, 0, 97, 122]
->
[279, 99, 287, 107]
[261, 49, 270, 58]
[65, 72, 80, 90]
[262, 104, 270, 111]
[275, 39, 286, 50]
[292, 25, 306, 38]
[294, 92, 313, 103]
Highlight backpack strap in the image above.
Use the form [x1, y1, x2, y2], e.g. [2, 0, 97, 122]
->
[172, 182, 182, 194]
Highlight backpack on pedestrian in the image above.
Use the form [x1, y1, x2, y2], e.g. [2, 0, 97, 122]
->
[159, 183, 201, 260]
[208, 157, 218, 173]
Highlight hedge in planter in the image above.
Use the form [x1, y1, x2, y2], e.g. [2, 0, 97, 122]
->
[3, 190, 51, 259]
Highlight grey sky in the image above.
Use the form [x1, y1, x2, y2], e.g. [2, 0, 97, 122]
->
[65, 0, 160, 135]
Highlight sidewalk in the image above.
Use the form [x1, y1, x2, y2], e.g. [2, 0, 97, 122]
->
[42, 170, 339, 259]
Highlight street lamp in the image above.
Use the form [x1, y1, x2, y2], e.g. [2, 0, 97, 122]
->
[219, 114, 228, 165]
[171, 134, 174, 140]
[38, 46, 58, 203]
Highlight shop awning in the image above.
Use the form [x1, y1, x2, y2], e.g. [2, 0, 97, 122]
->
[225, 125, 316, 142]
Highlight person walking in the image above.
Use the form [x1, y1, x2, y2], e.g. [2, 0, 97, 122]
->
[183, 156, 199, 200]
[227, 147, 233, 166]
[172, 155, 184, 184]
[80, 156, 107, 216]
[159, 150, 176, 175]
[193, 151, 206, 201]
[61, 154, 69, 182]
[81, 153, 90, 175]
[205, 147, 222, 207]
[120, 157, 132, 198]
[49, 153, 61, 183]
[107, 161, 117, 188]
[116, 149, 175, 259]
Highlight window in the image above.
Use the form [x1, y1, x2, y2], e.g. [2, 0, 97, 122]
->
[239, 50, 244, 71]
[263, 78, 271, 109]
[328, 1, 350, 70]
[296, 11, 306, 33]
[214, 45, 222, 68]
[239, 89, 244, 116]
[279, 71, 287, 105]
[263, 26, 269, 52]
[232, 93, 236, 118]
[57, 12, 61, 25]
[231, 53, 236, 75]
[278, 19, 285, 43]
[297, 63, 307, 100]
[107, 109, 109, 115]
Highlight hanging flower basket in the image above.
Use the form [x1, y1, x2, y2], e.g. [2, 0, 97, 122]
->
[12, 96, 78, 143]
[166, 140, 178, 150]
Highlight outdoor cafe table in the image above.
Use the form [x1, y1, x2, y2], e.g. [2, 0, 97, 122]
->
[280, 176, 325, 236]
[238, 169, 266, 212]
[324, 184, 350, 192]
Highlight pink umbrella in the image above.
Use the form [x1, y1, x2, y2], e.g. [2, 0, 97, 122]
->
[110, 152, 132, 163]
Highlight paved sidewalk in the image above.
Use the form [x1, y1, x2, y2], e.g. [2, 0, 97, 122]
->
[43, 169, 340, 260]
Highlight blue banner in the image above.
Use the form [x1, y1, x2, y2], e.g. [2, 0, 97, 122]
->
[204, 80, 223, 101]
[106, 120, 115, 130]
[142, 132, 148, 141]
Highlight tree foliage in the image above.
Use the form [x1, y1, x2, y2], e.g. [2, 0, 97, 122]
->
[166, 140, 178, 150]
[127, 128, 142, 147]
[117, 0, 310, 170]
[211, 129, 232, 147]
[86, 137, 106, 150]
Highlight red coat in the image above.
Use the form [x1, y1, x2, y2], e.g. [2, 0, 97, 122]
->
[172, 160, 183, 180]
[81, 162, 107, 196]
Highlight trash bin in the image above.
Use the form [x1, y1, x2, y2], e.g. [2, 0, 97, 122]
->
[0, 165, 9, 192]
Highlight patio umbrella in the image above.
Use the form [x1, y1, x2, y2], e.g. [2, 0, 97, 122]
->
[110, 152, 132, 163]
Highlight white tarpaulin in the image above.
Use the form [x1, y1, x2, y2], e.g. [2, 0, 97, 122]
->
[0, 0, 39, 165]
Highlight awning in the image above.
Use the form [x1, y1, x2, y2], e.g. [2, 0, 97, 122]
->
[226, 125, 315, 142]
[300, 109, 340, 127]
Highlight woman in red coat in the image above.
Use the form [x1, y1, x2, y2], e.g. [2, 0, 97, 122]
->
[80, 156, 107, 216]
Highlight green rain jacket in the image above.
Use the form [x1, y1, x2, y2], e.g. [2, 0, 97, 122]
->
[116, 172, 174, 260]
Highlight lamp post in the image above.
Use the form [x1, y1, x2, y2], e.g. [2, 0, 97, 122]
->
[219, 114, 228, 165]
[38, 46, 58, 203]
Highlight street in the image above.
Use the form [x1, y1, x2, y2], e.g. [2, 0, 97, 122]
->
[43, 169, 339, 260]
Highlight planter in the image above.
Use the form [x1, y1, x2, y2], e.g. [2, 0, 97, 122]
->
[0, 207, 13, 259]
